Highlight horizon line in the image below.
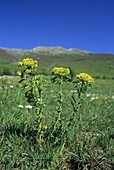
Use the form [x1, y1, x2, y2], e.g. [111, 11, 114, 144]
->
[0, 46, 114, 55]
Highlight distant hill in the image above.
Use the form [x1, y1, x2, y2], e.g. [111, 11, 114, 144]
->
[0, 46, 114, 79]
[0, 46, 90, 63]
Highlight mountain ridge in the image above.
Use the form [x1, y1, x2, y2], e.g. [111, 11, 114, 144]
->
[0, 46, 91, 54]
[0, 46, 114, 78]
[1, 46, 114, 55]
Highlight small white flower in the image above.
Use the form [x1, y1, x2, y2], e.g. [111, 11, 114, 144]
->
[10, 85, 14, 88]
[38, 98, 40, 102]
[112, 96, 114, 99]
[90, 97, 96, 101]
[71, 90, 77, 93]
[86, 93, 91, 97]
[18, 105, 24, 108]
[25, 105, 32, 109]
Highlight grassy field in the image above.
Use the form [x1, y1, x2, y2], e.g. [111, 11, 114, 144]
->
[0, 76, 114, 169]
[0, 52, 114, 169]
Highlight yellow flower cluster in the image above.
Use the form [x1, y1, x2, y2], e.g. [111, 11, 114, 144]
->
[52, 67, 70, 76]
[18, 58, 38, 68]
[16, 71, 22, 76]
[17, 58, 38, 76]
[76, 73, 94, 83]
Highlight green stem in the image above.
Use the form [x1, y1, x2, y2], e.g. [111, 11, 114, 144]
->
[52, 77, 63, 133]
[38, 85, 43, 140]
[59, 78, 63, 114]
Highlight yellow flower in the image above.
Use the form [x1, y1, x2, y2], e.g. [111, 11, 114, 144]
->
[76, 73, 94, 83]
[18, 62, 23, 67]
[16, 71, 22, 76]
[43, 125, 48, 129]
[18, 58, 38, 68]
[33, 60, 38, 68]
[23, 58, 33, 66]
[52, 67, 70, 76]
[96, 96, 99, 100]
[25, 69, 32, 74]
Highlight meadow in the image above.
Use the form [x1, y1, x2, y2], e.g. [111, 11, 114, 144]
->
[0, 58, 114, 170]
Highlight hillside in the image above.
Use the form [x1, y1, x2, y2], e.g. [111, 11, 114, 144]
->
[0, 46, 114, 79]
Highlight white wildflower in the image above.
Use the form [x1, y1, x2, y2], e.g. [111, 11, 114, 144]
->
[90, 97, 96, 101]
[25, 105, 32, 109]
[10, 85, 14, 88]
[112, 96, 114, 99]
[38, 98, 40, 102]
[86, 93, 91, 97]
[18, 105, 24, 108]
[71, 90, 77, 93]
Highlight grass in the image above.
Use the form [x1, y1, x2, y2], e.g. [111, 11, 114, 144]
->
[0, 77, 114, 169]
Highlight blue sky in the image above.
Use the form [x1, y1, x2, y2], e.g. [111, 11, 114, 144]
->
[0, 0, 114, 53]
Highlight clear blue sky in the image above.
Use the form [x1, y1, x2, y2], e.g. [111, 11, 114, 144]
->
[0, 0, 114, 54]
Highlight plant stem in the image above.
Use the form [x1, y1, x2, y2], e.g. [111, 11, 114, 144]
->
[52, 77, 63, 133]
[38, 84, 43, 143]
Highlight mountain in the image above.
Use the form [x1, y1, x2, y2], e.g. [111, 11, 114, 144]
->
[0, 46, 90, 63]
[0, 46, 114, 79]
[31, 46, 90, 55]
[0, 48, 26, 64]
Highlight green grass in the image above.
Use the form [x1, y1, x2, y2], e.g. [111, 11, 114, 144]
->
[0, 77, 114, 169]
[0, 64, 20, 75]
